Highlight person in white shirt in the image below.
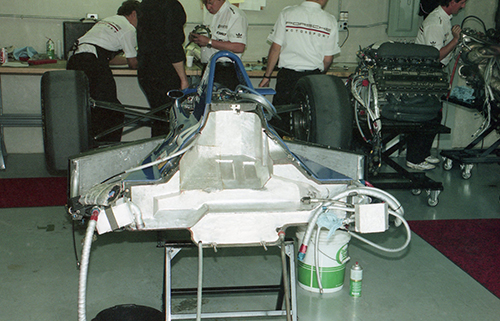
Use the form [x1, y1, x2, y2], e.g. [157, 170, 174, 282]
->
[416, 0, 466, 66]
[259, 0, 340, 106]
[188, 0, 248, 89]
[67, 0, 140, 144]
[405, 0, 466, 171]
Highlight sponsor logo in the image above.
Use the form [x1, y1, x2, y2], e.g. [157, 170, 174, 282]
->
[285, 21, 331, 33]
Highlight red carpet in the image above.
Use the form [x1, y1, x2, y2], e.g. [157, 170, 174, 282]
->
[409, 219, 500, 298]
[0, 177, 68, 208]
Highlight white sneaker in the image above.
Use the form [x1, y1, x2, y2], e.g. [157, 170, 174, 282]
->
[406, 161, 436, 171]
[425, 155, 440, 164]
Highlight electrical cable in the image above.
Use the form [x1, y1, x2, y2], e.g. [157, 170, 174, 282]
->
[72, 220, 81, 269]
[340, 28, 349, 48]
[196, 241, 203, 321]
[78, 208, 99, 321]
[461, 15, 487, 34]
[348, 210, 411, 253]
[298, 185, 405, 261]
[314, 226, 324, 294]
[94, 136, 198, 187]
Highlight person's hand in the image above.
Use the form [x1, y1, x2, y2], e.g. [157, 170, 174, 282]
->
[452, 25, 462, 40]
[190, 33, 210, 47]
[259, 78, 270, 88]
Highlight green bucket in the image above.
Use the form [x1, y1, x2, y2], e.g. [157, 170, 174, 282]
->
[296, 229, 350, 293]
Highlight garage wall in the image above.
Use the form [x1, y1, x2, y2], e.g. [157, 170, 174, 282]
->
[1, 1, 495, 64]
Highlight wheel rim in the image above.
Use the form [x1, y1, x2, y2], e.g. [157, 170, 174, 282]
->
[290, 89, 312, 142]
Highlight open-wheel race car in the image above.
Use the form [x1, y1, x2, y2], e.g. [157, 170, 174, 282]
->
[65, 51, 410, 321]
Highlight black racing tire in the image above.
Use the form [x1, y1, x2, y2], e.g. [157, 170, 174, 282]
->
[41, 70, 91, 175]
[291, 74, 353, 150]
[92, 304, 164, 321]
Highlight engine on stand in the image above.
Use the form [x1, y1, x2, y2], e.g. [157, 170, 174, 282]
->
[350, 42, 450, 206]
[440, 23, 500, 179]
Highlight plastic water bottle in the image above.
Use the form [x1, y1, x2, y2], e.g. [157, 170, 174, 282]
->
[46, 38, 55, 59]
[349, 262, 363, 297]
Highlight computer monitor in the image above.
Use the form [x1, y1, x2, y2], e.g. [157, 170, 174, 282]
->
[63, 21, 96, 60]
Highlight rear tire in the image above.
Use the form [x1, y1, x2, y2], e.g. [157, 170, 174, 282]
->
[290, 74, 353, 149]
[41, 70, 91, 175]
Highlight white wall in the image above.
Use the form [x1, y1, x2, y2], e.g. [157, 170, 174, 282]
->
[0, 0, 497, 154]
[1, 0, 495, 64]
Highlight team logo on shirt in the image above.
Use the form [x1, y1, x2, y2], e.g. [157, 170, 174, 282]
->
[285, 21, 331, 36]
[98, 21, 121, 33]
[236, 33, 243, 39]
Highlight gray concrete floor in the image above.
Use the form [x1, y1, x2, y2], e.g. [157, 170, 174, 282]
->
[1, 153, 499, 320]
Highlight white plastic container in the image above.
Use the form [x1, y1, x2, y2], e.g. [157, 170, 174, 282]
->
[296, 227, 351, 293]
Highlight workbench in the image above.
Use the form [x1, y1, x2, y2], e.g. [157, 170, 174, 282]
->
[0, 60, 355, 77]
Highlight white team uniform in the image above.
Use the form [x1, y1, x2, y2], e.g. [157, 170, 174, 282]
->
[415, 6, 454, 65]
[75, 15, 137, 58]
[268, 1, 340, 72]
[200, 1, 248, 63]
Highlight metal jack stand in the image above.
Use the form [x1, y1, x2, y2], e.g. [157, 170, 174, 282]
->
[162, 241, 297, 321]
[361, 120, 451, 207]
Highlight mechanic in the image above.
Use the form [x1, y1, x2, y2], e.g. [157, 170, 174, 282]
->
[403, 0, 467, 171]
[136, 0, 189, 137]
[188, 0, 248, 90]
[258, 0, 340, 107]
[67, 0, 140, 144]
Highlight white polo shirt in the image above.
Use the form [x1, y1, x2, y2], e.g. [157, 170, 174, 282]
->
[268, 1, 340, 72]
[415, 6, 453, 65]
[201, 1, 248, 63]
[76, 15, 137, 58]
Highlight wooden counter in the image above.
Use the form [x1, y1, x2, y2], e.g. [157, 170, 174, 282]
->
[0, 60, 356, 78]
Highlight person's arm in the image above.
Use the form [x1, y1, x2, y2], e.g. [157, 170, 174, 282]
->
[126, 57, 138, 69]
[323, 55, 333, 73]
[163, 1, 188, 89]
[259, 42, 281, 88]
[439, 24, 462, 61]
[108, 55, 138, 69]
[172, 60, 189, 90]
[109, 56, 126, 65]
[189, 33, 245, 53]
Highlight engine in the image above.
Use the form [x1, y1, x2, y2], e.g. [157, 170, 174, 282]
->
[356, 42, 449, 123]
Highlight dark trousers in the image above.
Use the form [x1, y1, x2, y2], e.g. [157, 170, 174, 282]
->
[138, 60, 180, 137]
[67, 53, 123, 143]
[405, 113, 443, 164]
[203, 62, 240, 91]
[272, 68, 321, 106]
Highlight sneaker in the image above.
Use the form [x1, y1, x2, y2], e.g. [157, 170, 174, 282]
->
[406, 161, 436, 171]
[425, 155, 440, 164]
